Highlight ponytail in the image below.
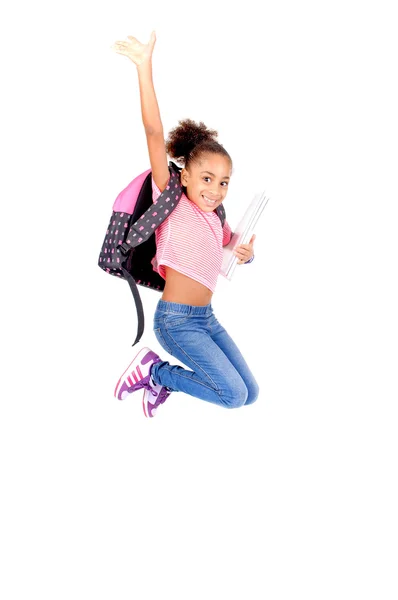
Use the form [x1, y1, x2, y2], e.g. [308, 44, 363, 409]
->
[165, 118, 231, 168]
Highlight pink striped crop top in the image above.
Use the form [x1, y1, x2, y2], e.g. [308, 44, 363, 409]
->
[150, 178, 233, 292]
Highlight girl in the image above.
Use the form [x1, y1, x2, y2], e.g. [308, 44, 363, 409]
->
[112, 31, 259, 417]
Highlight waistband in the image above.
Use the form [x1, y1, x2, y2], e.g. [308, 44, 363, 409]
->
[155, 299, 214, 317]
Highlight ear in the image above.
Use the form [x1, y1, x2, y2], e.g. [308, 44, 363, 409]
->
[180, 167, 189, 187]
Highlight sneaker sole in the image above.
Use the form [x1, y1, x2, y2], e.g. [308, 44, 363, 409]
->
[142, 397, 159, 418]
[114, 347, 151, 400]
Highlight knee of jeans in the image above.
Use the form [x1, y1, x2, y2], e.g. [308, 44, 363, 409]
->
[223, 383, 248, 409]
[244, 381, 260, 405]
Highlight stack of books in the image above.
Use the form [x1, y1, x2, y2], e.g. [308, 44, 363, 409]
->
[221, 191, 269, 280]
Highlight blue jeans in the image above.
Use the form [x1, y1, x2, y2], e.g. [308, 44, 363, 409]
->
[151, 300, 259, 409]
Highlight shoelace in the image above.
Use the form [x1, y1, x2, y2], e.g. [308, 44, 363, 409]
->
[127, 376, 158, 397]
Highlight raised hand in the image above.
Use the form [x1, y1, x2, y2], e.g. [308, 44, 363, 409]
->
[111, 31, 157, 66]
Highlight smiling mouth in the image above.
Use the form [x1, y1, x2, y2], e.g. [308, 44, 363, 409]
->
[202, 195, 219, 205]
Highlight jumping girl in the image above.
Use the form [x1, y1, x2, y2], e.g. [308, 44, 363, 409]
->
[112, 31, 259, 417]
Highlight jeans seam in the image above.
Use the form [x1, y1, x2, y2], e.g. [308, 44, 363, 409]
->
[154, 328, 173, 356]
[173, 372, 217, 392]
[163, 325, 222, 397]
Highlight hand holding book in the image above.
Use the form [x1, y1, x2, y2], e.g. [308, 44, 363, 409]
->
[221, 191, 269, 280]
[233, 234, 256, 264]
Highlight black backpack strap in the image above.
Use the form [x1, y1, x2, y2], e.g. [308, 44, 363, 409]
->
[121, 265, 145, 347]
[215, 202, 226, 227]
[119, 164, 183, 347]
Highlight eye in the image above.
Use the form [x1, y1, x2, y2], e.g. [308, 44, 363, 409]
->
[221, 181, 229, 187]
[203, 177, 211, 183]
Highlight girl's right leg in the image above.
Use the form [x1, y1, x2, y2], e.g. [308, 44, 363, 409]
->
[151, 301, 248, 409]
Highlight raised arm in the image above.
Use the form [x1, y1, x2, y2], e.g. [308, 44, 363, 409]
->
[112, 31, 170, 191]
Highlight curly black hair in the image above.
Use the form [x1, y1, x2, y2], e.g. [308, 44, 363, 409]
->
[165, 118, 232, 169]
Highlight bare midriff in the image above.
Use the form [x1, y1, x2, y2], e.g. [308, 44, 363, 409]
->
[161, 266, 213, 306]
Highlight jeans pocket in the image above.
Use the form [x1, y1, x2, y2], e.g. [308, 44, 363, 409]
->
[163, 314, 190, 329]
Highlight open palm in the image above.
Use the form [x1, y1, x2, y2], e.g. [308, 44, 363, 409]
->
[112, 31, 156, 66]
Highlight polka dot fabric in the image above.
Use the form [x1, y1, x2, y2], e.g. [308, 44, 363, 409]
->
[98, 211, 132, 277]
[125, 169, 182, 248]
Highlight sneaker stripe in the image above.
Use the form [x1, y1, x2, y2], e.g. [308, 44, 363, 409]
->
[114, 347, 160, 401]
[127, 370, 140, 386]
[114, 348, 143, 398]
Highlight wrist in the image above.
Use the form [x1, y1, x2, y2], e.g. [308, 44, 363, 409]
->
[137, 57, 153, 72]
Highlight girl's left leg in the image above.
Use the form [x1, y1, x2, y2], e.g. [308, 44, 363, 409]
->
[151, 301, 249, 408]
[208, 313, 260, 405]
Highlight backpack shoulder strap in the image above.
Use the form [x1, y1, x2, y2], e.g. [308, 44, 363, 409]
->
[121, 164, 183, 252]
[117, 164, 183, 347]
[215, 203, 226, 227]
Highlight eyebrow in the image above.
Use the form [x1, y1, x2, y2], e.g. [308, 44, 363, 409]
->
[201, 170, 230, 180]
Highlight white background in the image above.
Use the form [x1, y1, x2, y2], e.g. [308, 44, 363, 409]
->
[1, 1, 397, 598]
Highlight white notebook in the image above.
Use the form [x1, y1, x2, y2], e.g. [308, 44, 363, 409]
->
[221, 191, 269, 280]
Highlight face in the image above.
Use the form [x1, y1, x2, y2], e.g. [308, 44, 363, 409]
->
[180, 154, 232, 212]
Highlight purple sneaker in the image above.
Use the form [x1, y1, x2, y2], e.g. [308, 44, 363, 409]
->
[143, 376, 172, 418]
[114, 347, 161, 401]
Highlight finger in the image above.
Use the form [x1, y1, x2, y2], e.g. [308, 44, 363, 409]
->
[112, 42, 128, 52]
[111, 46, 128, 56]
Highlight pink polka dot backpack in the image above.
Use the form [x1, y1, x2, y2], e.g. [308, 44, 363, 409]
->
[98, 161, 227, 346]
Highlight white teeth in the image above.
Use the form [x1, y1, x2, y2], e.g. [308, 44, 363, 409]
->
[203, 195, 216, 205]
